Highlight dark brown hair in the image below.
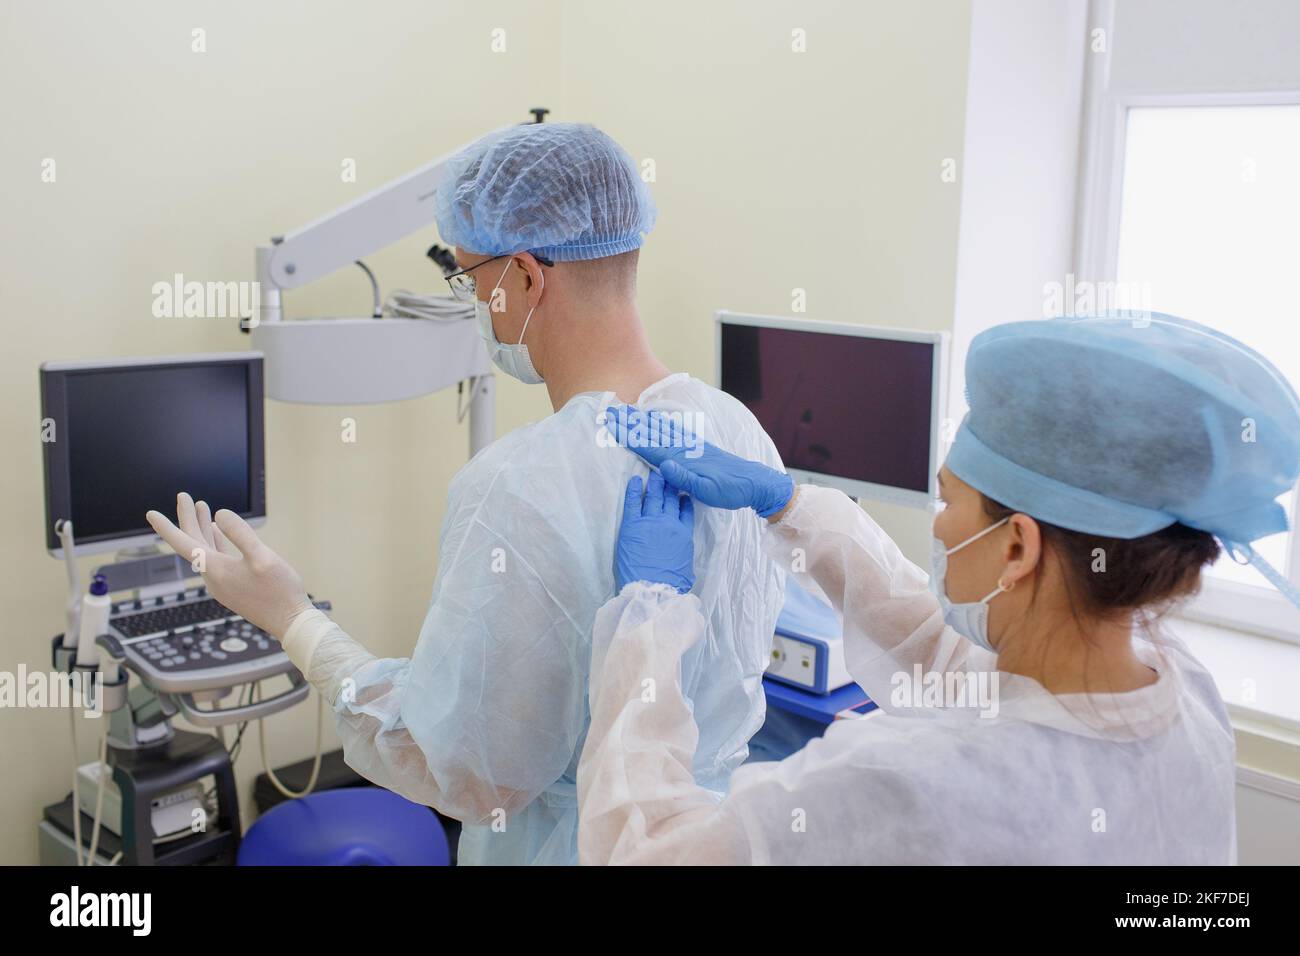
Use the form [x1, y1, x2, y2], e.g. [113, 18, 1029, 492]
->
[981, 495, 1221, 623]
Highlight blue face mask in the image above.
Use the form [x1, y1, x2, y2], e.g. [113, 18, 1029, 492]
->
[928, 516, 1011, 653]
[476, 258, 544, 385]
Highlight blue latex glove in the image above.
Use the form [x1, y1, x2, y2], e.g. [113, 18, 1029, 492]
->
[604, 405, 794, 517]
[615, 472, 696, 594]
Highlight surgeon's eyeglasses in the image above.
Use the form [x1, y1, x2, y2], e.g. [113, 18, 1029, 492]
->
[444, 253, 554, 303]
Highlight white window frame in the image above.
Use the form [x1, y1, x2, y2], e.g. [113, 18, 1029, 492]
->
[1074, 6, 1300, 644]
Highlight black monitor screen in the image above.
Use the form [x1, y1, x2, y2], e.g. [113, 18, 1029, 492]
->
[719, 323, 934, 493]
[42, 358, 264, 550]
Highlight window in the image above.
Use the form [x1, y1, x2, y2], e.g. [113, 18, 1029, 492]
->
[1111, 103, 1300, 637]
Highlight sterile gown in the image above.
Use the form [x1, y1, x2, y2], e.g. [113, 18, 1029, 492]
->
[301, 373, 785, 865]
[578, 484, 1238, 865]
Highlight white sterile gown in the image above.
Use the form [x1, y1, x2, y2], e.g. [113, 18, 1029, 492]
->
[578, 485, 1237, 865]
[298, 373, 786, 865]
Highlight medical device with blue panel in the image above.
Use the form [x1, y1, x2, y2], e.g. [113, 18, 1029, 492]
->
[768, 578, 853, 694]
[718, 312, 948, 694]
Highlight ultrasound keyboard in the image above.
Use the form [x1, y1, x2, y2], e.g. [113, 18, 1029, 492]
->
[111, 595, 237, 637]
[109, 586, 327, 694]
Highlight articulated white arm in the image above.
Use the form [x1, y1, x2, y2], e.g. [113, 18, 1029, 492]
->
[258, 147, 463, 295]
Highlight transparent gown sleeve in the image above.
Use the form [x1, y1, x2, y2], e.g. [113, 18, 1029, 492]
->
[578, 490, 977, 865]
[279, 611, 520, 822]
[577, 582, 753, 865]
[762, 484, 975, 702]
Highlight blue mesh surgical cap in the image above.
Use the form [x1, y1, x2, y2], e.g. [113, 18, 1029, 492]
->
[947, 312, 1300, 607]
[433, 122, 656, 262]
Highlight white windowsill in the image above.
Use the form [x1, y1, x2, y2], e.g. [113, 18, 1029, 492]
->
[1173, 616, 1300, 744]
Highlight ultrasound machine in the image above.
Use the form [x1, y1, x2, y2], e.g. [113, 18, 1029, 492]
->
[37, 352, 327, 865]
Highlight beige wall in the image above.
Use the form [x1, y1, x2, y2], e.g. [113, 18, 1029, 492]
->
[0, 0, 971, 863]
[557, 0, 970, 549]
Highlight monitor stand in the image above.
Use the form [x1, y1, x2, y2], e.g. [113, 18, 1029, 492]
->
[117, 543, 163, 560]
[94, 551, 192, 598]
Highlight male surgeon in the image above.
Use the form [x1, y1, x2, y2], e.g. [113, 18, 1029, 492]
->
[146, 122, 787, 865]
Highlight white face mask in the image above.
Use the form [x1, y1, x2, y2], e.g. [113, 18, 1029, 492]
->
[476, 258, 544, 385]
[928, 516, 1011, 653]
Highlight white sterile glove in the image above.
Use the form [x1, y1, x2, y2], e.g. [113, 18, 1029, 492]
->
[146, 493, 315, 641]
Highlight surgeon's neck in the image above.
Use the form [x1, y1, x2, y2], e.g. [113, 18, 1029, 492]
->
[540, 297, 671, 411]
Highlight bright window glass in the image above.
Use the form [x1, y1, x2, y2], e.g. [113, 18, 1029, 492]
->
[1116, 105, 1300, 588]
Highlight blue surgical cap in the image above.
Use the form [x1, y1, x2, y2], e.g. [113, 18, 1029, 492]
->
[947, 313, 1300, 605]
[433, 122, 656, 262]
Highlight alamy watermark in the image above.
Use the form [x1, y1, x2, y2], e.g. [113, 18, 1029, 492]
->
[50, 886, 151, 936]
[891, 664, 999, 718]
[1043, 273, 1153, 325]
[597, 405, 707, 459]
[1, 666, 102, 718]
[152, 273, 260, 328]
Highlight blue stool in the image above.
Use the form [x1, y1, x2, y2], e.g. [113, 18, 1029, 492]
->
[238, 787, 450, 866]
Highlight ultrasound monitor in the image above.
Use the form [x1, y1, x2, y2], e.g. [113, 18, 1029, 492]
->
[716, 313, 947, 508]
[41, 353, 265, 556]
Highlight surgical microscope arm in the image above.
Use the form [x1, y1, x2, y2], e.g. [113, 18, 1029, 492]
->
[248, 134, 493, 446]
[254, 147, 461, 323]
